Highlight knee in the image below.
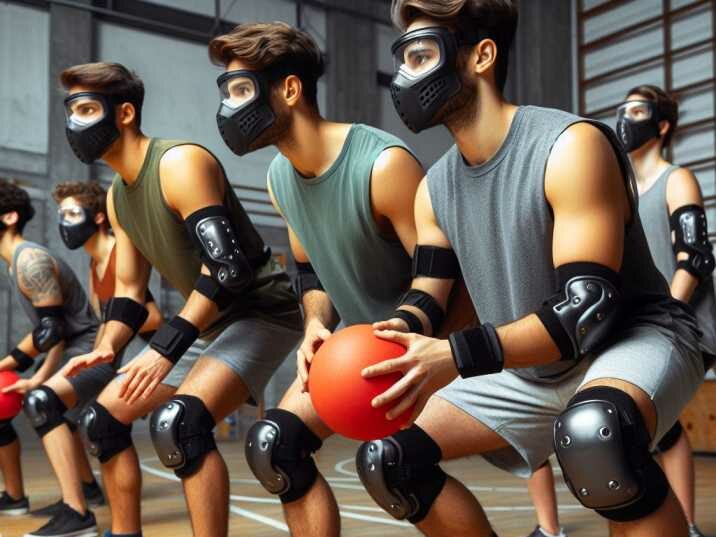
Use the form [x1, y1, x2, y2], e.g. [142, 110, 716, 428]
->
[79, 402, 133, 464]
[554, 386, 669, 522]
[150, 394, 216, 479]
[356, 425, 446, 524]
[23, 386, 68, 438]
[244, 408, 322, 504]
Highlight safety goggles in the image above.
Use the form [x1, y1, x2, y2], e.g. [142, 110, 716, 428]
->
[616, 100, 658, 123]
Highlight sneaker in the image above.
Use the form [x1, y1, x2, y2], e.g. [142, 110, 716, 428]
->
[82, 481, 105, 508]
[23, 503, 97, 537]
[689, 525, 706, 537]
[0, 491, 29, 515]
[31, 500, 63, 518]
[526, 527, 568, 537]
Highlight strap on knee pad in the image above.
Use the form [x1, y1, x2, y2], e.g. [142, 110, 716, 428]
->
[245, 408, 323, 504]
[554, 386, 669, 522]
[150, 395, 216, 478]
[655, 420, 683, 454]
[0, 420, 17, 446]
[23, 386, 68, 438]
[79, 402, 133, 463]
[356, 425, 447, 523]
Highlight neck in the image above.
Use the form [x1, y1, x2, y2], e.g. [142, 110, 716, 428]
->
[447, 86, 518, 167]
[629, 140, 668, 188]
[83, 229, 115, 264]
[0, 231, 25, 266]
[276, 110, 344, 178]
[103, 129, 152, 184]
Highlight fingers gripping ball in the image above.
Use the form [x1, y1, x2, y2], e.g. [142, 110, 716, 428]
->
[0, 372, 23, 420]
[308, 324, 412, 441]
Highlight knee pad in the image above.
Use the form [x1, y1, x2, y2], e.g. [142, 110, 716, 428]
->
[79, 402, 133, 463]
[554, 386, 669, 522]
[245, 408, 322, 504]
[356, 425, 447, 524]
[23, 386, 68, 438]
[655, 420, 683, 454]
[150, 395, 216, 479]
[0, 420, 17, 446]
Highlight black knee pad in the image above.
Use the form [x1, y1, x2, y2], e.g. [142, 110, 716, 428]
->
[554, 386, 669, 522]
[655, 420, 683, 454]
[150, 395, 216, 479]
[23, 386, 68, 438]
[79, 402, 133, 463]
[245, 408, 323, 504]
[356, 425, 447, 524]
[0, 420, 17, 446]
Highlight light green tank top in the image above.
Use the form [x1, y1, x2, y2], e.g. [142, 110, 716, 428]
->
[269, 124, 414, 325]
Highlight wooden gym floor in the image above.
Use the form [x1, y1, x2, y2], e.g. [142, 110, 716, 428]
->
[2, 423, 716, 537]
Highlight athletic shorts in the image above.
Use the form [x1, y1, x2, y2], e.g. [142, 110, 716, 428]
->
[435, 324, 705, 478]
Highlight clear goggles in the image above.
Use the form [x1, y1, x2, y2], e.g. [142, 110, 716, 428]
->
[392, 33, 447, 79]
[58, 205, 89, 225]
[616, 100, 657, 123]
[217, 71, 261, 110]
[64, 93, 112, 127]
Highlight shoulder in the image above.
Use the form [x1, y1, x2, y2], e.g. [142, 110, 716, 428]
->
[372, 145, 422, 178]
[354, 123, 408, 147]
[16, 247, 58, 288]
[159, 143, 220, 176]
[551, 121, 615, 164]
[666, 166, 703, 210]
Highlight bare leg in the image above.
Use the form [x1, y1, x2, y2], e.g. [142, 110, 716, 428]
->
[414, 396, 509, 537]
[277, 378, 338, 537]
[659, 430, 696, 525]
[97, 378, 176, 534]
[579, 379, 689, 537]
[0, 438, 24, 499]
[72, 430, 96, 485]
[528, 461, 561, 535]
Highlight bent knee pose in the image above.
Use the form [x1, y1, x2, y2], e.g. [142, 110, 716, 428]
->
[355, 2, 705, 537]
[0, 180, 104, 537]
[620, 84, 716, 537]
[207, 22, 472, 537]
[58, 61, 301, 537]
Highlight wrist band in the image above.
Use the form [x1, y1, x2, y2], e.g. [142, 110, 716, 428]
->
[194, 274, 233, 310]
[393, 309, 424, 334]
[105, 297, 149, 334]
[449, 323, 504, 378]
[149, 316, 199, 364]
[10, 348, 33, 372]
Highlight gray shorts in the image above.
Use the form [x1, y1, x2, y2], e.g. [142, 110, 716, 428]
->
[436, 325, 705, 478]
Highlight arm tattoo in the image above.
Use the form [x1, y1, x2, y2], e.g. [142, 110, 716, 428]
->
[17, 249, 62, 304]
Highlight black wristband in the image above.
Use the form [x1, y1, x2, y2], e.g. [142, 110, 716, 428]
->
[194, 274, 233, 310]
[10, 348, 33, 372]
[449, 323, 504, 378]
[397, 289, 445, 334]
[393, 309, 424, 334]
[105, 297, 149, 334]
[149, 316, 199, 364]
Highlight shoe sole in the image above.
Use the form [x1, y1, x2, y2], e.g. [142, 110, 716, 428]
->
[0, 506, 30, 515]
[23, 526, 97, 537]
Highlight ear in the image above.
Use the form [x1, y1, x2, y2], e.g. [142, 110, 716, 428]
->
[658, 119, 671, 138]
[472, 38, 498, 78]
[117, 102, 138, 129]
[282, 75, 303, 108]
[1, 211, 19, 227]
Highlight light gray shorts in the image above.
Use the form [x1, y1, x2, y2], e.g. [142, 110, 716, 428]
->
[435, 325, 705, 478]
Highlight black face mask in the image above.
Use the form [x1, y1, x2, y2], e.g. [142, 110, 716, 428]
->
[615, 100, 661, 153]
[390, 27, 484, 133]
[216, 69, 279, 156]
[58, 206, 98, 250]
[64, 92, 120, 164]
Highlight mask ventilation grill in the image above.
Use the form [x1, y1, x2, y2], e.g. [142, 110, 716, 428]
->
[419, 78, 447, 109]
[240, 110, 261, 134]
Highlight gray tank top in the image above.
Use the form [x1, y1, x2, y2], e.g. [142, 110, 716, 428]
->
[427, 106, 698, 381]
[638, 165, 716, 354]
[269, 124, 413, 325]
[10, 241, 98, 340]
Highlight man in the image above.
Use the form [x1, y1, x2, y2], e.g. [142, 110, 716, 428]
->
[0, 179, 103, 536]
[618, 84, 716, 537]
[59, 62, 302, 537]
[357, 2, 705, 537]
[208, 22, 471, 537]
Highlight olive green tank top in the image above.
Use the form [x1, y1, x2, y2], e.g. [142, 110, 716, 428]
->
[111, 138, 301, 332]
[269, 124, 414, 325]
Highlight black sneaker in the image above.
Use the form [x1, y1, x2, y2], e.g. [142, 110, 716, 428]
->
[0, 490, 29, 515]
[82, 481, 105, 508]
[23, 503, 97, 537]
[31, 500, 63, 518]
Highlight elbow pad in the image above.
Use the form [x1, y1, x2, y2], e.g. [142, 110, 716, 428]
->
[536, 263, 621, 361]
[185, 205, 254, 292]
[671, 204, 715, 281]
[104, 297, 149, 335]
[32, 306, 66, 352]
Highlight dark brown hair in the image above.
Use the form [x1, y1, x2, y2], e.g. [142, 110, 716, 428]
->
[392, 0, 517, 93]
[209, 22, 325, 107]
[625, 84, 679, 148]
[0, 179, 35, 233]
[52, 181, 107, 220]
[60, 62, 145, 127]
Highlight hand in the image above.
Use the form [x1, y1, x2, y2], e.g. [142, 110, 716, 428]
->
[62, 348, 115, 378]
[2, 377, 40, 395]
[117, 348, 173, 404]
[297, 319, 332, 392]
[372, 317, 410, 333]
[362, 330, 458, 427]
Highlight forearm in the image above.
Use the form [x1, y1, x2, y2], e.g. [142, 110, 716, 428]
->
[94, 321, 136, 353]
[0, 333, 39, 370]
[495, 314, 561, 368]
[436, 278, 476, 338]
[93, 323, 107, 350]
[302, 290, 339, 331]
[670, 268, 699, 303]
[176, 291, 219, 331]
[140, 302, 162, 334]
[33, 342, 65, 382]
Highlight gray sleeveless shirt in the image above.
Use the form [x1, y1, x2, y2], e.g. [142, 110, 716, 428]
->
[10, 241, 98, 340]
[638, 165, 716, 354]
[427, 106, 698, 381]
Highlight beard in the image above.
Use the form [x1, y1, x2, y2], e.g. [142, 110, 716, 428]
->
[434, 75, 478, 133]
[245, 97, 293, 153]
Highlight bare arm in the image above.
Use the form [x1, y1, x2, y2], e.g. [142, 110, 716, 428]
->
[140, 300, 163, 334]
